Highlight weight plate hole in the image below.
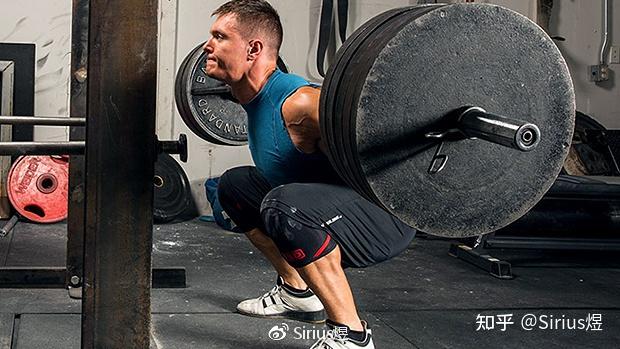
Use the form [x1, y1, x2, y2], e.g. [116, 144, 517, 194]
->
[41, 178, 54, 189]
[36, 174, 58, 194]
[24, 205, 46, 218]
[154, 175, 165, 188]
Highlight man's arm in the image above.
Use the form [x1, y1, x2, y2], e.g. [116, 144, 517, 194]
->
[281, 86, 327, 154]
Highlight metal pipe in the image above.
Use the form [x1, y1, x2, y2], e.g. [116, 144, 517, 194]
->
[0, 141, 85, 155]
[599, 0, 610, 64]
[0, 216, 19, 238]
[0, 116, 86, 126]
[456, 107, 541, 152]
[66, 0, 90, 292]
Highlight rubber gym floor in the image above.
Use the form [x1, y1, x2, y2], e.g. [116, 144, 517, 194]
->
[0, 220, 618, 348]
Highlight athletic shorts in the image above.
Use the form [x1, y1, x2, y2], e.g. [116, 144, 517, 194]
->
[217, 166, 416, 268]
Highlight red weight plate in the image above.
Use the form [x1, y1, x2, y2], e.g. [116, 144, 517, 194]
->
[7, 155, 69, 223]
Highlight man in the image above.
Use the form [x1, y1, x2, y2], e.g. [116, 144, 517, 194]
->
[206, 1, 416, 348]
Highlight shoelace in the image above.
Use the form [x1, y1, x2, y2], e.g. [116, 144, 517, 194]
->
[258, 284, 282, 302]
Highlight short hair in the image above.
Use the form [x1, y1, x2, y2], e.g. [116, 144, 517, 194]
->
[213, 0, 283, 53]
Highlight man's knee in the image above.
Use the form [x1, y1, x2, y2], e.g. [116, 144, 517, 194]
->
[261, 202, 338, 268]
[215, 166, 273, 233]
[217, 166, 253, 204]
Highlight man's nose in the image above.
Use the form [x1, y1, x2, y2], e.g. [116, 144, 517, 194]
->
[203, 38, 214, 53]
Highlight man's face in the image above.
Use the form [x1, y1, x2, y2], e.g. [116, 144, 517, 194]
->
[203, 14, 249, 83]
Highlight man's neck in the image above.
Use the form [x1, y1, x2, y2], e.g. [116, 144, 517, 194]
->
[230, 63, 277, 104]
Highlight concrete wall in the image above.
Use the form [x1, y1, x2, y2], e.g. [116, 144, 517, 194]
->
[550, 0, 620, 128]
[1, 0, 619, 215]
[0, 0, 72, 141]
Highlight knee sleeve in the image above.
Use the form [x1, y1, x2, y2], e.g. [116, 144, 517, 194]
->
[261, 206, 337, 268]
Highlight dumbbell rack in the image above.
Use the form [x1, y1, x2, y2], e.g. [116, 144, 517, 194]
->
[0, 1, 181, 347]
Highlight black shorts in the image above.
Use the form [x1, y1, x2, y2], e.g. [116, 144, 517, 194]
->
[217, 166, 416, 268]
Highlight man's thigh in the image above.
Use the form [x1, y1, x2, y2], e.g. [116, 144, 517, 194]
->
[261, 183, 416, 268]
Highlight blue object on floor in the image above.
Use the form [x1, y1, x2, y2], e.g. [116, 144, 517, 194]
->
[199, 215, 215, 222]
[204, 177, 233, 231]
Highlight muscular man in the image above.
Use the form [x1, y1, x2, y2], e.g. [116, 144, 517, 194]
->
[206, 1, 416, 347]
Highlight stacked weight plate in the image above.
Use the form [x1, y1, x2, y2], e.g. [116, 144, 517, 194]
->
[319, 4, 575, 237]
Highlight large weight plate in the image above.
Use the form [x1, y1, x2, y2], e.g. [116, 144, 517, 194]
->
[175, 42, 288, 145]
[320, 4, 575, 237]
[321, 6, 440, 198]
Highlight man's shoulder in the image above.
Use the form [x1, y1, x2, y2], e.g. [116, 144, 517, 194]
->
[281, 85, 320, 123]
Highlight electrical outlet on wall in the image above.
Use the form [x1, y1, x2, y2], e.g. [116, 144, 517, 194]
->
[611, 46, 620, 64]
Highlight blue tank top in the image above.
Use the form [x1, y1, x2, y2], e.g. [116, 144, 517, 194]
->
[242, 69, 340, 187]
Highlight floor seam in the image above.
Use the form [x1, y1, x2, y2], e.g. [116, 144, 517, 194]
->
[370, 311, 420, 349]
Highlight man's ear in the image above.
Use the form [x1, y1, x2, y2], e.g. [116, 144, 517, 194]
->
[247, 40, 264, 60]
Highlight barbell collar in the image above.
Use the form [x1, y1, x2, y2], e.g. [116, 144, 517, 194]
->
[0, 141, 85, 155]
[156, 134, 188, 163]
[456, 107, 541, 152]
[0, 116, 86, 127]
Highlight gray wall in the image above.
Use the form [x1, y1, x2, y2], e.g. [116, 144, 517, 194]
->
[551, 0, 620, 127]
[0, 0, 72, 141]
[1, 0, 619, 215]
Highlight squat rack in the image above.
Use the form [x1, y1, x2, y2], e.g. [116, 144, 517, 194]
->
[0, 0, 182, 347]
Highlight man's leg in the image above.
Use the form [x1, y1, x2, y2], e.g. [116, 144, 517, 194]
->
[260, 182, 416, 340]
[245, 228, 307, 290]
[296, 246, 363, 331]
[217, 167, 325, 322]
[260, 197, 365, 331]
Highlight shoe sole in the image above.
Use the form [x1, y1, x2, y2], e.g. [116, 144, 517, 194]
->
[237, 309, 326, 324]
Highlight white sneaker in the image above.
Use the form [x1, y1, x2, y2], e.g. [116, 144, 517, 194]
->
[310, 320, 374, 349]
[236, 276, 325, 323]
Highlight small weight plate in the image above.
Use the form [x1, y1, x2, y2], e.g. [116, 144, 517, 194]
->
[175, 42, 288, 145]
[7, 156, 69, 223]
[154, 153, 192, 223]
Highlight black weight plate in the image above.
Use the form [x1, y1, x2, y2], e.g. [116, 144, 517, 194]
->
[323, 4, 575, 237]
[175, 42, 289, 145]
[338, 6, 440, 201]
[175, 44, 206, 140]
[321, 6, 438, 198]
[154, 153, 192, 223]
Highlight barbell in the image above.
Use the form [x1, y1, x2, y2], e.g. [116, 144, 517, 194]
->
[0, 4, 573, 236]
[179, 4, 576, 238]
